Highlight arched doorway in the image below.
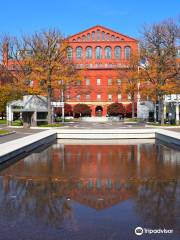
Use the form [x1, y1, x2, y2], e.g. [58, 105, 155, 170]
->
[95, 106, 103, 117]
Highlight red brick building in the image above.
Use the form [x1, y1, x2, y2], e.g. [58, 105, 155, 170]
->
[1, 25, 139, 118]
[65, 25, 138, 116]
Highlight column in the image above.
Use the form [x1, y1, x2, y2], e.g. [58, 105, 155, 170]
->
[176, 103, 179, 125]
[91, 105, 96, 117]
[6, 104, 13, 125]
[163, 103, 166, 120]
[103, 105, 107, 117]
[154, 104, 157, 122]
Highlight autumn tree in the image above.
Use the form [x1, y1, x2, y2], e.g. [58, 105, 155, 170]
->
[20, 29, 79, 124]
[0, 35, 41, 118]
[124, 53, 140, 118]
[0, 82, 23, 118]
[140, 19, 180, 124]
[0, 35, 37, 92]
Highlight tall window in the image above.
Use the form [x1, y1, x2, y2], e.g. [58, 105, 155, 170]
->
[97, 78, 101, 85]
[97, 94, 101, 100]
[97, 30, 100, 40]
[124, 46, 131, 60]
[118, 94, 122, 101]
[82, 35, 86, 41]
[87, 33, 90, 41]
[106, 33, 110, 40]
[67, 47, 73, 59]
[76, 94, 81, 101]
[108, 79, 112, 85]
[114, 46, 121, 59]
[111, 35, 115, 41]
[92, 31, 95, 40]
[117, 79, 122, 85]
[105, 47, 112, 59]
[95, 47, 102, 59]
[102, 31, 105, 40]
[85, 79, 90, 85]
[77, 80, 81, 85]
[86, 95, 90, 100]
[108, 94, 112, 101]
[76, 47, 83, 59]
[86, 47, 92, 59]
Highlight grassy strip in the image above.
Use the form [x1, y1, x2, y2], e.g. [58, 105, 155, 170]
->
[146, 122, 180, 126]
[12, 120, 23, 126]
[0, 130, 10, 135]
[38, 123, 64, 127]
[0, 119, 7, 124]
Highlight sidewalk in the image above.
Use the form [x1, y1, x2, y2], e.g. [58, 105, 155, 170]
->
[0, 127, 45, 144]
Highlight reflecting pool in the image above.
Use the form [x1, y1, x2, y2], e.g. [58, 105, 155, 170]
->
[0, 140, 179, 240]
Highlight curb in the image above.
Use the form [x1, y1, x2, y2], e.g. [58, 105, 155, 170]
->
[0, 131, 16, 137]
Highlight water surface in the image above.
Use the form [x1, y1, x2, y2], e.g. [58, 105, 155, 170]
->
[0, 140, 179, 240]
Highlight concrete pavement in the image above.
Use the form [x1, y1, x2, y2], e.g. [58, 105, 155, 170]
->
[0, 127, 45, 144]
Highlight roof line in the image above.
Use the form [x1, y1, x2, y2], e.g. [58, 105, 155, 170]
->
[67, 25, 138, 42]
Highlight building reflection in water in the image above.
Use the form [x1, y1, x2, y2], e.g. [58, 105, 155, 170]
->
[0, 142, 179, 233]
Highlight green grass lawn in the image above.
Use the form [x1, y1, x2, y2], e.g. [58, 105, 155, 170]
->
[0, 130, 10, 135]
[38, 123, 64, 127]
[0, 119, 7, 124]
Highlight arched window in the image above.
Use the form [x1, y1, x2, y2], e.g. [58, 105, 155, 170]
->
[106, 33, 110, 40]
[67, 47, 73, 59]
[87, 33, 90, 41]
[95, 47, 102, 59]
[86, 47, 92, 59]
[114, 46, 121, 59]
[111, 35, 115, 41]
[92, 31, 95, 40]
[124, 46, 131, 60]
[82, 35, 86, 41]
[102, 31, 105, 40]
[76, 47, 83, 59]
[97, 30, 100, 40]
[105, 47, 112, 59]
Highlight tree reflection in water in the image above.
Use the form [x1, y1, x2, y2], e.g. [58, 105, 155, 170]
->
[135, 180, 180, 229]
[0, 177, 72, 228]
[0, 142, 179, 233]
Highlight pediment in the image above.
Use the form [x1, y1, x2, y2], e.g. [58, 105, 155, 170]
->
[67, 25, 137, 42]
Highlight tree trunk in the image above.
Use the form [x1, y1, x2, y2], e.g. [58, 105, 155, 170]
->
[47, 85, 52, 124]
[154, 102, 157, 122]
[132, 97, 135, 118]
[159, 96, 164, 125]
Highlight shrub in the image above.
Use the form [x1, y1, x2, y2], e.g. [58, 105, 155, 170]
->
[125, 102, 137, 117]
[107, 103, 125, 116]
[12, 119, 23, 126]
[54, 103, 73, 116]
[73, 104, 91, 117]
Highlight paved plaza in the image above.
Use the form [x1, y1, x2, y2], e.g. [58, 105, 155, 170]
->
[0, 121, 180, 144]
[0, 127, 45, 143]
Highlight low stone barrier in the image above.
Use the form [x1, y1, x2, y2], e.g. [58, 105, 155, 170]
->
[0, 130, 56, 164]
[56, 128, 156, 139]
[0, 128, 179, 165]
[156, 129, 180, 147]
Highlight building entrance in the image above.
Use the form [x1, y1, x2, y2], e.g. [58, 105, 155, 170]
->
[95, 106, 103, 117]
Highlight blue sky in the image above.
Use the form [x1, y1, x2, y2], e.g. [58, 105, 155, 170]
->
[0, 0, 179, 38]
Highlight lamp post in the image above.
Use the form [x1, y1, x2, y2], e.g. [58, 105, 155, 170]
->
[61, 88, 65, 123]
[137, 66, 142, 119]
[58, 80, 65, 123]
